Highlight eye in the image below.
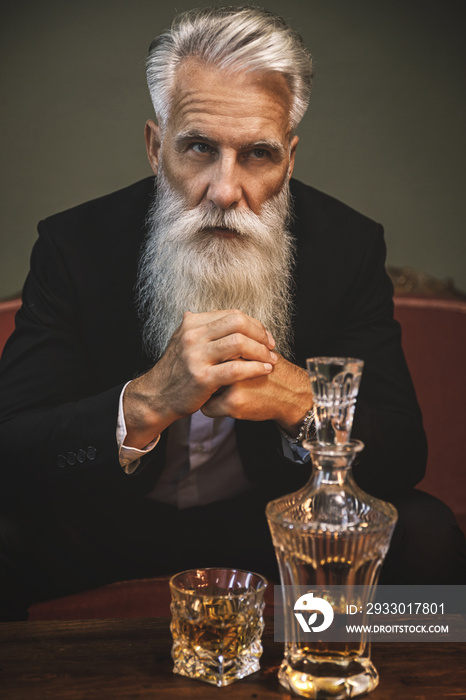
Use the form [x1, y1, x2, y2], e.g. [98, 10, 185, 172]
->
[251, 148, 268, 159]
[191, 142, 213, 154]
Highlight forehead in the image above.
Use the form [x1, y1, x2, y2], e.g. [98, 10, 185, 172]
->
[165, 59, 293, 146]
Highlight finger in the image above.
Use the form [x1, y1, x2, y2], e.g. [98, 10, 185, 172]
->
[210, 358, 273, 387]
[201, 394, 227, 418]
[205, 310, 275, 349]
[207, 333, 278, 365]
[182, 309, 275, 349]
[202, 378, 270, 420]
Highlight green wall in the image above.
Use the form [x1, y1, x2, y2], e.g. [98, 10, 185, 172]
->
[1, 0, 464, 297]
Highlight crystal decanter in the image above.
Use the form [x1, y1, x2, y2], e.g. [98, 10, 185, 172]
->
[266, 357, 398, 699]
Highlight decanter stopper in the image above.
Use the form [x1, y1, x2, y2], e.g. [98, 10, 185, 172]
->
[306, 357, 364, 445]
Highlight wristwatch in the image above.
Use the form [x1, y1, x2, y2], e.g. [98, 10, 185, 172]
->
[278, 406, 316, 444]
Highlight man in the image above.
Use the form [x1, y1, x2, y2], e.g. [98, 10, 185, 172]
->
[0, 6, 464, 620]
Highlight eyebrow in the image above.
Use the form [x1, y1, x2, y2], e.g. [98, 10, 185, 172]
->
[174, 130, 287, 157]
[174, 130, 214, 148]
[242, 139, 287, 158]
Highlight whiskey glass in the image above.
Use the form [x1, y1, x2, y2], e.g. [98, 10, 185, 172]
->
[169, 567, 267, 686]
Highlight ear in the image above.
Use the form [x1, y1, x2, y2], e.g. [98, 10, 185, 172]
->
[288, 135, 299, 179]
[144, 119, 162, 175]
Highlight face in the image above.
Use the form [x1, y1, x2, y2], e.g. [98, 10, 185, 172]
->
[144, 59, 299, 223]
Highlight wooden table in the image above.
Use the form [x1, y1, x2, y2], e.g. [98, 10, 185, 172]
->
[0, 618, 465, 699]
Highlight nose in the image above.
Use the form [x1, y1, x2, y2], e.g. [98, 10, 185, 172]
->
[207, 154, 243, 210]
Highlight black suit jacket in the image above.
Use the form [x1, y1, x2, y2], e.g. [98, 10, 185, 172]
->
[0, 177, 426, 501]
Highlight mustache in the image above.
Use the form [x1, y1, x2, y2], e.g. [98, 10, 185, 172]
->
[152, 175, 292, 244]
[178, 205, 265, 238]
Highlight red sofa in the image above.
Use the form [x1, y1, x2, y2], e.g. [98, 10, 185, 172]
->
[0, 297, 20, 351]
[393, 295, 466, 535]
[0, 291, 464, 619]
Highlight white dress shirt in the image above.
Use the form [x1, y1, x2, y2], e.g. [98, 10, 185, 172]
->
[117, 383, 309, 509]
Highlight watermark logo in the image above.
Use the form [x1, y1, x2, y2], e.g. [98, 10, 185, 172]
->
[276, 586, 466, 642]
[294, 592, 334, 633]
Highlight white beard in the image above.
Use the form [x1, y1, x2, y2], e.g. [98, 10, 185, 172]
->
[136, 171, 296, 361]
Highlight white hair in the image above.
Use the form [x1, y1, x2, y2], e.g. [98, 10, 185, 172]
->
[137, 172, 296, 362]
[146, 5, 313, 131]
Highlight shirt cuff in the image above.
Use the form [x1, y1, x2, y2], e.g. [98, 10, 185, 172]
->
[280, 435, 311, 463]
[117, 381, 160, 474]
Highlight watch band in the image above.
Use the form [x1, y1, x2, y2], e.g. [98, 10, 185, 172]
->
[278, 406, 316, 445]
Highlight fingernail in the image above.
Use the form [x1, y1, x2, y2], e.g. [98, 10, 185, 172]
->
[267, 331, 276, 348]
[270, 352, 278, 362]
[264, 363, 273, 371]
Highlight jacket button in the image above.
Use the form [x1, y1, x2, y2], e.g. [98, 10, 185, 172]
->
[77, 449, 86, 463]
[87, 446, 97, 461]
[67, 452, 76, 466]
[57, 455, 66, 468]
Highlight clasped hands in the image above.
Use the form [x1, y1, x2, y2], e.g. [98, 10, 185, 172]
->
[123, 309, 312, 449]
